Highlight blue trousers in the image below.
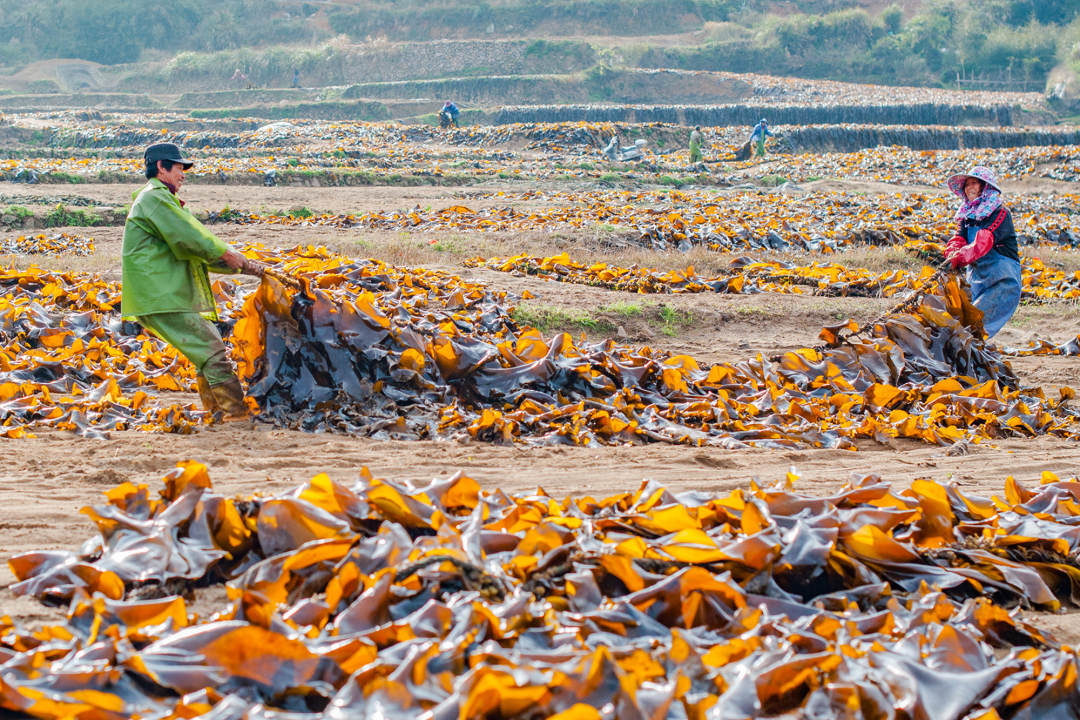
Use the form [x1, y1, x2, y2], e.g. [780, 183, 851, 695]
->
[966, 250, 1021, 338]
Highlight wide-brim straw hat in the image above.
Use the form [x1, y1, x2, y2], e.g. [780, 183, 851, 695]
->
[947, 165, 1001, 199]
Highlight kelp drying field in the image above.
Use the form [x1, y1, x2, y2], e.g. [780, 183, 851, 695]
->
[2, 104, 1080, 719]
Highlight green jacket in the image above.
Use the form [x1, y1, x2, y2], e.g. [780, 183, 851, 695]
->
[121, 178, 232, 320]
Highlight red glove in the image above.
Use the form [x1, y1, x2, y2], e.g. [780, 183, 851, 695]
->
[949, 229, 994, 269]
[944, 235, 965, 261]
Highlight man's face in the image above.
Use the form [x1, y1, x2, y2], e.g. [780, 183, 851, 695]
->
[158, 160, 186, 190]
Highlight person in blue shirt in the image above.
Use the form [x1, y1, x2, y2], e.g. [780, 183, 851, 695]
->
[944, 165, 1021, 338]
[749, 118, 773, 158]
[440, 101, 460, 128]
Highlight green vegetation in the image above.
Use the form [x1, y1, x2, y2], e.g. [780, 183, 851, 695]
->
[327, 1, 736, 43]
[512, 305, 616, 335]
[43, 204, 104, 228]
[46, 171, 85, 184]
[189, 101, 389, 122]
[639, 1, 1077, 88]
[659, 174, 696, 188]
[431, 236, 465, 253]
[657, 305, 693, 337]
[0, 205, 33, 228]
[601, 301, 643, 318]
[0, 0, 320, 66]
[758, 175, 788, 187]
[1, 0, 1074, 91]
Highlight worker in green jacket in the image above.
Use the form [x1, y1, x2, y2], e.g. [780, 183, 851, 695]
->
[688, 126, 703, 163]
[121, 143, 266, 419]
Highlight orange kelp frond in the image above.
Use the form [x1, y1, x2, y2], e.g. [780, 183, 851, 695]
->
[6, 464, 1080, 717]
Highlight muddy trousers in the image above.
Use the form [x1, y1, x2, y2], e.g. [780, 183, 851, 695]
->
[755, 138, 766, 157]
[138, 312, 235, 385]
[138, 312, 248, 416]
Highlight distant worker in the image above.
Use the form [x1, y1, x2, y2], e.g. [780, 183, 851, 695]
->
[230, 68, 252, 89]
[122, 143, 268, 419]
[749, 118, 773, 158]
[603, 134, 620, 162]
[944, 166, 1021, 338]
[688, 126, 703, 163]
[440, 100, 460, 128]
[292, 67, 300, 89]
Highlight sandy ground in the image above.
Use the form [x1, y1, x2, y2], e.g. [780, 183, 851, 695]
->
[2, 179, 1080, 640]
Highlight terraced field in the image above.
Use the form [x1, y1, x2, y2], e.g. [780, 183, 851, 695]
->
[2, 98, 1080, 717]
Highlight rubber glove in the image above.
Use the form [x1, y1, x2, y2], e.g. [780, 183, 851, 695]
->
[944, 235, 966, 261]
[950, 229, 994, 269]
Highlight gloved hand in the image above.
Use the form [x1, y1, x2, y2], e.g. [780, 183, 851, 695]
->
[945, 235, 965, 260]
[949, 228, 994, 269]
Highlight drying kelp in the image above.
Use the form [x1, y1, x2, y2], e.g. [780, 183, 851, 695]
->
[205, 188, 1080, 255]
[233, 249, 1075, 449]
[1, 236, 1076, 445]
[490, 102, 1019, 127]
[0, 265, 214, 437]
[1004, 336, 1080, 357]
[468, 251, 1080, 302]
[6, 462, 1080, 719]
[7, 110, 1080, 190]
[0, 232, 95, 256]
[468, 251, 934, 298]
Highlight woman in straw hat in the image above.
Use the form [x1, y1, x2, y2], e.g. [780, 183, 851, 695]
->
[944, 165, 1021, 338]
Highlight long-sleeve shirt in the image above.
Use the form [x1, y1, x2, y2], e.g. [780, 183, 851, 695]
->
[750, 122, 773, 142]
[121, 178, 233, 320]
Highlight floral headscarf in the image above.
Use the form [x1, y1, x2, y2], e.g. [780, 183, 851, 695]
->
[947, 165, 1003, 222]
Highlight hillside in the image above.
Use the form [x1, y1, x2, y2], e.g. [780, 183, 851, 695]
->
[0, 0, 1076, 99]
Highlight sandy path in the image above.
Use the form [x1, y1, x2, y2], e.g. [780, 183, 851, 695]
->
[3, 426, 1080, 636]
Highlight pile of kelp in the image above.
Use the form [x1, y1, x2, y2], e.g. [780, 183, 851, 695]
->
[0, 232, 95, 256]
[6, 461, 1080, 718]
[0, 265, 213, 437]
[232, 247, 1077, 448]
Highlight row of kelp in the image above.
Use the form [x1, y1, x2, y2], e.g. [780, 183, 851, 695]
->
[464, 250, 1080, 304]
[3, 142, 1080, 191]
[204, 189, 1080, 253]
[6, 461, 1080, 718]
[779, 125, 1080, 153]
[688, 69, 1044, 109]
[490, 103, 1018, 127]
[5, 116, 1080, 187]
[0, 233, 95, 256]
[231, 245, 1078, 448]
[3, 243, 1078, 446]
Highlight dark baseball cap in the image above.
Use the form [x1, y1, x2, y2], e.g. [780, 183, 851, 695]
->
[144, 143, 193, 169]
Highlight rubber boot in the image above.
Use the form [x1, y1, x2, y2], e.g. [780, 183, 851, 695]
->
[208, 377, 249, 420]
[196, 375, 220, 414]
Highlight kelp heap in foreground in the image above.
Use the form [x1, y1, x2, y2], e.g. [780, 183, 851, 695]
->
[233, 246, 1077, 448]
[7, 463, 1080, 718]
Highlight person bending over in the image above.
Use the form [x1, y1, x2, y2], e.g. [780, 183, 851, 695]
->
[121, 143, 267, 418]
[944, 165, 1022, 338]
